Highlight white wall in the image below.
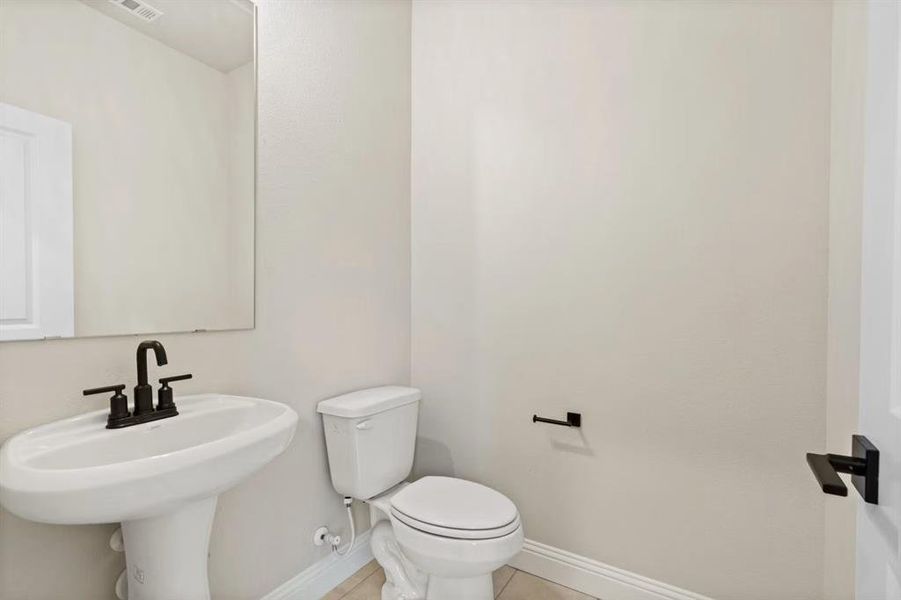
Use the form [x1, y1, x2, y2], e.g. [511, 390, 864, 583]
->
[0, 1, 411, 598]
[824, 2, 868, 598]
[0, 0, 254, 337]
[411, 2, 831, 599]
[226, 61, 257, 324]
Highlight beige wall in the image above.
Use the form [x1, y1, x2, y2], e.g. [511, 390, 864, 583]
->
[0, 0, 254, 337]
[0, 1, 411, 598]
[0, 1, 862, 598]
[824, 3, 868, 599]
[411, 2, 831, 599]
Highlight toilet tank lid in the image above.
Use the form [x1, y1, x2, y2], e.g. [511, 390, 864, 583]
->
[317, 386, 421, 418]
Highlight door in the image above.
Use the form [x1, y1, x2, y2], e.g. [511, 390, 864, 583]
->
[857, 2, 901, 598]
[0, 102, 74, 341]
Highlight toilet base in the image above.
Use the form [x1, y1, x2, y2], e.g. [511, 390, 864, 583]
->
[365, 483, 519, 600]
[369, 519, 497, 600]
[426, 574, 492, 600]
[370, 520, 428, 600]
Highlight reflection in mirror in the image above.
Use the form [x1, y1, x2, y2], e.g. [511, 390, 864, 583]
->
[0, 0, 255, 341]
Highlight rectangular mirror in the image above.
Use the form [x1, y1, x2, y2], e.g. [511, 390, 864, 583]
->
[0, 0, 256, 341]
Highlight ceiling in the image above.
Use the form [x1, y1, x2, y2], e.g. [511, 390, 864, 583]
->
[80, 0, 254, 73]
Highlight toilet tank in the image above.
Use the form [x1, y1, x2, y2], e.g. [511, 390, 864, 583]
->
[317, 386, 420, 499]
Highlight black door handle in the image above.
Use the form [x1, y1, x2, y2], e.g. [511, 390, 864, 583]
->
[806, 435, 879, 504]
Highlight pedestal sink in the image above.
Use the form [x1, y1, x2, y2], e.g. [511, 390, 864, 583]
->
[0, 394, 298, 600]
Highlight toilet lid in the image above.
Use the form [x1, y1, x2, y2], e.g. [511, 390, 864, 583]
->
[390, 476, 519, 538]
[391, 507, 521, 540]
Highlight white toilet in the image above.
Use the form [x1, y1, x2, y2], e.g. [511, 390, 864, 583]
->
[318, 386, 523, 600]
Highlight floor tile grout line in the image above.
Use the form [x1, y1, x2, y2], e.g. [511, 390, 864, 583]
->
[336, 563, 380, 599]
[336, 564, 595, 600]
[495, 567, 517, 598]
[517, 569, 598, 599]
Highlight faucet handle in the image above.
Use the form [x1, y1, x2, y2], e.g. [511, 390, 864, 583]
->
[83, 384, 126, 397]
[83, 384, 130, 426]
[159, 374, 192, 386]
[157, 374, 192, 412]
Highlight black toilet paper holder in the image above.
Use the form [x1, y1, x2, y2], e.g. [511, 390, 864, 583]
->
[532, 412, 581, 428]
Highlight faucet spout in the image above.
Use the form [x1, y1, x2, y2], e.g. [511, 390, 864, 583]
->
[136, 340, 168, 386]
[134, 341, 168, 415]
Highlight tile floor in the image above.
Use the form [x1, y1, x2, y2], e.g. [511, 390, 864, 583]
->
[323, 560, 599, 600]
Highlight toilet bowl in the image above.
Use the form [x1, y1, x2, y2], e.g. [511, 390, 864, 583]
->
[317, 387, 523, 600]
[369, 477, 523, 600]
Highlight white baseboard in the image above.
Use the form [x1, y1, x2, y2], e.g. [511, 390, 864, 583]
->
[509, 538, 715, 600]
[262, 530, 373, 600]
[261, 532, 712, 600]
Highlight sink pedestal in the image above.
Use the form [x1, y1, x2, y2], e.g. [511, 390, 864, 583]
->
[121, 497, 218, 600]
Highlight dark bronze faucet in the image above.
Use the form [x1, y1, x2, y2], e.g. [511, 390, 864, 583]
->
[135, 340, 168, 416]
[83, 340, 192, 429]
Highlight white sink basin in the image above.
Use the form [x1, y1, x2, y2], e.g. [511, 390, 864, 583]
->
[0, 394, 298, 600]
[1, 394, 297, 524]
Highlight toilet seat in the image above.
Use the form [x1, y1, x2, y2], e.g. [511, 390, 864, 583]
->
[391, 507, 521, 539]
[389, 476, 520, 540]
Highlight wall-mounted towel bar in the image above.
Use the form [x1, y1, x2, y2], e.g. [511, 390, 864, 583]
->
[532, 412, 581, 427]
